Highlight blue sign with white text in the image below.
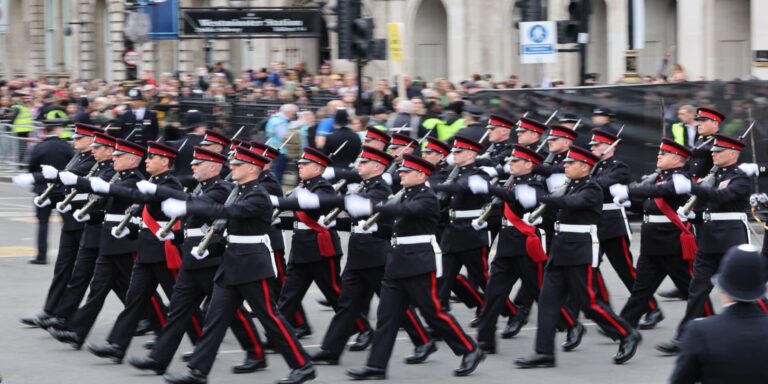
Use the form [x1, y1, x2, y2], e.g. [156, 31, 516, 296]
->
[137, 0, 179, 40]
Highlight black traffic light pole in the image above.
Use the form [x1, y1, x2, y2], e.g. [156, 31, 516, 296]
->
[578, 1, 589, 85]
[356, 58, 364, 114]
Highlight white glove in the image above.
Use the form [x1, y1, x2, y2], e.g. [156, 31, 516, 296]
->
[136, 180, 157, 195]
[191, 246, 209, 260]
[111, 226, 129, 239]
[41, 165, 59, 180]
[74, 210, 91, 222]
[467, 175, 489, 195]
[671, 174, 692, 195]
[677, 207, 696, 220]
[269, 195, 280, 207]
[347, 183, 360, 192]
[295, 188, 320, 209]
[476, 152, 491, 161]
[33, 197, 51, 208]
[12, 173, 34, 187]
[613, 195, 631, 208]
[515, 184, 538, 209]
[155, 228, 174, 241]
[445, 154, 455, 166]
[355, 220, 377, 234]
[58, 171, 78, 186]
[318, 215, 336, 229]
[523, 212, 542, 226]
[56, 201, 72, 213]
[381, 173, 393, 186]
[345, 194, 372, 217]
[89, 177, 110, 193]
[471, 218, 488, 230]
[738, 163, 760, 177]
[479, 166, 498, 178]
[750, 193, 768, 207]
[162, 198, 188, 217]
[608, 183, 629, 201]
[271, 217, 281, 226]
[546, 173, 568, 192]
[321, 167, 335, 180]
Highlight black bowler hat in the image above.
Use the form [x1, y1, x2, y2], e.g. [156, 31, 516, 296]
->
[127, 88, 144, 101]
[715, 244, 767, 302]
[181, 110, 206, 130]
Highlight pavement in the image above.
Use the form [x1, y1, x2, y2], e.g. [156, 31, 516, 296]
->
[0, 181, 764, 384]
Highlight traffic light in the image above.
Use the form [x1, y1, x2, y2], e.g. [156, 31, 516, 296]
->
[557, 0, 591, 44]
[351, 17, 374, 59]
[330, 0, 361, 59]
[557, 20, 579, 43]
[515, 0, 542, 22]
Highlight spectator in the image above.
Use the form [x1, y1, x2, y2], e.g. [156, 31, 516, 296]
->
[671, 104, 698, 147]
[315, 99, 344, 149]
[387, 99, 414, 137]
[322, 109, 361, 169]
[265, 103, 298, 184]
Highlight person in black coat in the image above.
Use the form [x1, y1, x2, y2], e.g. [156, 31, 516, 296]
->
[322, 109, 362, 169]
[117, 88, 159, 148]
[687, 107, 724, 180]
[670, 244, 768, 384]
[13, 120, 74, 264]
[168, 110, 208, 178]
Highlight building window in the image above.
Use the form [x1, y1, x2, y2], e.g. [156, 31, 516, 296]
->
[45, 0, 56, 70]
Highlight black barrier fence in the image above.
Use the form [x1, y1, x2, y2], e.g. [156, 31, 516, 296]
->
[470, 81, 768, 192]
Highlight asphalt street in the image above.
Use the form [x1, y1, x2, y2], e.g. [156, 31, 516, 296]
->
[0, 181, 763, 384]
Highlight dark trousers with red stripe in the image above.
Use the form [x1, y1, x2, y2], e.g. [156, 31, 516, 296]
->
[107, 261, 202, 349]
[322, 266, 430, 356]
[677, 251, 725, 336]
[478, 256, 576, 346]
[189, 279, 311, 374]
[536, 264, 633, 355]
[368, 273, 477, 369]
[67, 253, 134, 339]
[438, 247, 493, 311]
[42, 228, 83, 315]
[599, 236, 659, 312]
[278, 257, 371, 334]
[149, 267, 263, 368]
[620, 253, 697, 328]
[270, 250, 309, 329]
[51, 246, 100, 319]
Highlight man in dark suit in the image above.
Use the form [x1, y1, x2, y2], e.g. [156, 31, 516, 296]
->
[169, 110, 207, 178]
[670, 244, 768, 384]
[117, 88, 159, 148]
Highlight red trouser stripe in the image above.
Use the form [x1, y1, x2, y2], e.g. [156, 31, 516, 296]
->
[294, 310, 306, 326]
[481, 247, 489, 281]
[560, 308, 575, 327]
[505, 298, 518, 316]
[586, 266, 627, 337]
[327, 258, 366, 332]
[190, 315, 203, 337]
[456, 274, 484, 305]
[704, 300, 714, 317]
[758, 299, 768, 314]
[405, 309, 429, 344]
[150, 296, 166, 327]
[430, 273, 474, 351]
[261, 279, 305, 366]
[620, 237, 637, 278]
[275, 250, 286, 283]
[596, 270, 610, 303]
[235, 308, 263, 358]
[537, 262, 544, 288]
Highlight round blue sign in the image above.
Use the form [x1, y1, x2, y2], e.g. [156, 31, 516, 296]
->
[529, 25, 547, 43]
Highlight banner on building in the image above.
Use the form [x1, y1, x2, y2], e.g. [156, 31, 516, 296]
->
[180, 8, 322, 39]
[138, 0, 179, 40]
[0, 0, 8, 34]
[387, 23, 403, 62]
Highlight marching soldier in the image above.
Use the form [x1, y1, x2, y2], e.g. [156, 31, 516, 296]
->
[385, 133, 418, 193]
[308, 146, 435, 366]
[272, 147, 371, 339]
[468, 145, 579, 354]
[16, 123, 97, 325]
[657, 133, 753, 354]
[48, 139, 146, 348]
[343, 154, 485, 379]
[517, 117, 547, 151]
[159, 146, 316, 384]
[515, 146, 641, 368]
[363, 126, 391, 152]
[610, 139, 706, 335]
[320, 127, 392, 184]
[589, 129, 664, 329]
[475, 114, 516, 170]
[128, 146, 266, 375]
[688, 107, 723, 180]
[85, 141, 203, 362]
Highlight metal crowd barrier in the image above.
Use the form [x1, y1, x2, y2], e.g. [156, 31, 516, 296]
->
[0, 123, 46, 176]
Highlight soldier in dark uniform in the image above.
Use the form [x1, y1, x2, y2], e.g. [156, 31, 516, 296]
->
[432, 135, 492, 322]
[456, 104, 486, 146]
[384, 134, 418, 193]
[687, 107, 723, 180]
[669, 244, 768, 384]
[272, 147, 371, 340]
[517, 117, 547, 151]
[160, 146, 316, 384]
[475, 114, 516, 170]
[48, 139, 146, 348]
[468, 145, 579, 354]
[320, 127, 392, 184]
[344, 154, 485, 379]
[309, 146, 435, 366]
[85, 141, 203, 362]
[515, 146, 641, 368]
[117, 88, 159, 148]
[363, 127, 391, 152]
[198, 130, 231, 179]
[591, 107, 618, 137]
[169, 110, 208, 178]
[611, 139, 707, 345]
[16, 123, 98, 326]
[657, 134, 753, 354]
[422, 137, 452, 241]
[128, 147, 266, 375]
[589, 129, 664, 329]
[15, 119, 74, 264]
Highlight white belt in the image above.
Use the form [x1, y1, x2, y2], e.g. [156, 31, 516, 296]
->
[644, 214, 687, 224]
[142, 221, 169, 229]
[391, 234, 443, 278]
[104, 214, 142, 225]
[703, 212, 752, 244]
[185, 228, 205, 238]
[226, 234, 277, 277]
[294, 222, 311, 230]
[449, 209, 483, 220]
[603, 203, 633, 241]
[72, 193, 89, 202]
[502, 219, 548, 251]
[602, 203, 621, 211]
[555, 222, 599, 267]
[351, 223, 374, 234]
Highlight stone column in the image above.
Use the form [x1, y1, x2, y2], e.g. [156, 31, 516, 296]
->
[29, 0, 46, 78]
[79, 0, 96, 80]
[751, 0, 768, 79]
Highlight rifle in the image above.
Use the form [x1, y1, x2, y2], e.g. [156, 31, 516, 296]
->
[362, 188, 406, 231]
[195, 183, 240, 256]
[680, 121, 756, 216]
[322, 180, 367, 226]
[73, 172, 121, 221]
[56, 161, 100, 212]
[34, 152, 82, 206]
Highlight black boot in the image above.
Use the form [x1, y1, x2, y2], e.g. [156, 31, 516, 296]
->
[404, 340, 437, 364]
[346, 365, 386, 380]
[562, 322, 586, 351]
[501, 315, 527, 339]
[294, 324, 313, 339]
[614, 329, 642, 364]
[39, 316, 67, 330]
[87, 343, 126, 363]
[163, 369, 207, 384]
[134, 319, 155, 336]
[143, 339, 156, 350]
[477, 341, 496, 355]
[181, 351, 194, 362]
[349, 329, 373, 352]
[232, 352, 267, 373]
[128, 356, 167, 375]
[48, 328, 83, 349]
[655, 338, 680, 355]
[515, 353, 556, 368]
[311, 349, 340, 365]
[278, 364, 317, 384]
[454, 348, 485, 376]
[20, 312, 50, 327]
[638, 308, 665, 330]
[658, 287, 685, 300]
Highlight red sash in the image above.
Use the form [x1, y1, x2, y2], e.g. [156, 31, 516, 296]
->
[503, 203, 548, 263]
[296, 211, 336, 257]
[653, 198, 697, 261]
[142, 206, 182, 269]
